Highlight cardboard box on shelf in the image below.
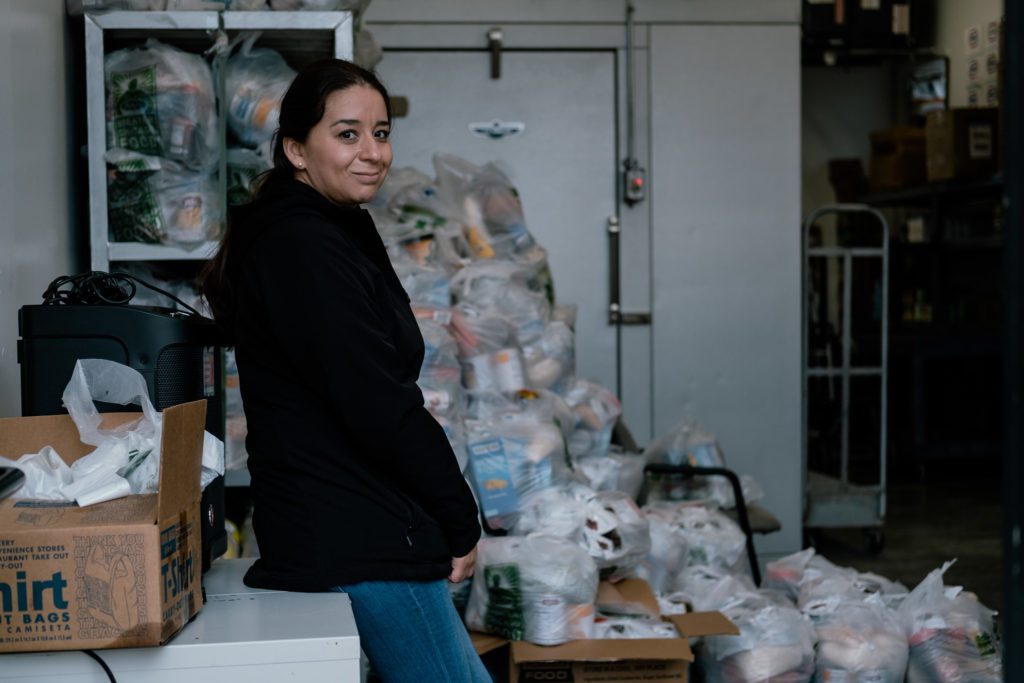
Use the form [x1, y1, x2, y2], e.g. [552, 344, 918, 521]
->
[926, 107, 999, 182]
[471, 578, 739, 683]
[0, 401, 206, 653]
[869, 126, 927, 191]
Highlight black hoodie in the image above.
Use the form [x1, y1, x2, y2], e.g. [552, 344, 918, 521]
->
[225, 176, 480, 591]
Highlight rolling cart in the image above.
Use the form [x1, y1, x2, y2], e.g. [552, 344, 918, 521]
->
[802, 204, 890, 553]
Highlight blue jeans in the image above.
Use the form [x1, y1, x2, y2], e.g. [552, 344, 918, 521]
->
[333, 579, 492, 683]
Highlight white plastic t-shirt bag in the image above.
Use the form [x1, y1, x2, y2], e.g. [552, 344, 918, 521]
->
[2, 359, 223, 506]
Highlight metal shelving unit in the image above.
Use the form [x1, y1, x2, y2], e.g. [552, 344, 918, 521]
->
[84, 10, 353, 271]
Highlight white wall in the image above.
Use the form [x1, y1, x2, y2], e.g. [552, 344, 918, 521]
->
[935, 0, 1003, 107]
[0, 0, 75, 419]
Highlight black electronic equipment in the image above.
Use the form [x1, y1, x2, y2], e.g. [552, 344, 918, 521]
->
[0, 467, 26, 503]
[17, 303, 227, 571]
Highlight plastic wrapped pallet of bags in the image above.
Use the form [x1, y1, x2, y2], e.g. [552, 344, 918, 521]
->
[465, 535, 598, 645]
[105, 39, 218, 171]
[898, 561, 1002, 683]
[106, 150, 220, 246]
[465, 407, 569, 530]
[700, 594, 817, 683]
[803, 595, 908, 683]
[563, 379, 621, 461]
[643, 502, 748, 574]
[514, 484, 650, 582]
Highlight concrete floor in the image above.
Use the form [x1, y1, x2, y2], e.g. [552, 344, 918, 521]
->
[808, 465, 1003, 614]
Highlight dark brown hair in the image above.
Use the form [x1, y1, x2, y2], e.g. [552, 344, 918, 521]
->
[201, 58, 392, 333]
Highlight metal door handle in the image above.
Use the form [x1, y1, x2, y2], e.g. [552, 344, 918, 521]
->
[607, 216, 652, 325]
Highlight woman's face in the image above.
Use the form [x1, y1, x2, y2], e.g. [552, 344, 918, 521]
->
[285, 85, 392, 205]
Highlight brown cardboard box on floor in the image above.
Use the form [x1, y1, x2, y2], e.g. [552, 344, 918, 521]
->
[868, 126, 927, 191]
[0, 401, 206, 653]
[471, 578, 738, 683]
[926, 107, 999, 182]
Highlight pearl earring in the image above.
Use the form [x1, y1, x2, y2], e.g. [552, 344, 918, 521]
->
[297, 162, 304, 169]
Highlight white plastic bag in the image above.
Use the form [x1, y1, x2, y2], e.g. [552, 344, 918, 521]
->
[804, 596, 908, 683]
[643, 502, 748, 574]
[417, 318, 464, 417]
[898, 562, 1002, 683]
[563, 379, 621, 461]
[701, 597, 817, 683]
[634, 515, 689, 595]
[464, 535, 598, 645]
[513, 485, 650, 582]
[105, 39, 219, 171]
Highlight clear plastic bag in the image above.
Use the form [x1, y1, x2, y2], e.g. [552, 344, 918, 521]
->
[515, 485, 650, 582]
[804, 597, 908, 683]
[898, 562, 1002, 683]
[106, 150, 221, 246]
[643, 502, 747, 574]
[105, 39, 219, 171]
[642, 417, 738, 505]
[417, 317, 464, 417]
[672, 565, 759, 613]
[563, 379, 621, 461]
[227, 147, 270, 205]
[225, 41, 296, 147]
[575, 445, 646, 500]
[764, 548, 816, 603]
[451, 260, 551, 346]
[464, 535, 598, 645]
[593, 616, 678, 640]
[634, 516, 689, 595]
[522, 320, 575, 393]
[433, 153, 536, 260]
[701, 598, 817, 683]
[465, 409, 569, 531]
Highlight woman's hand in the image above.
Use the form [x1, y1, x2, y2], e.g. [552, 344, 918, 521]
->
[448, 545, 478, 583]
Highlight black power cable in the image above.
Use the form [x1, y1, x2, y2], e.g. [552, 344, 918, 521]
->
[41, 271, 203, 318]
[82, 649, 117, 683]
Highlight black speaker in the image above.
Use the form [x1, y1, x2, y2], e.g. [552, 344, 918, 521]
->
[17, 304, 227, 571]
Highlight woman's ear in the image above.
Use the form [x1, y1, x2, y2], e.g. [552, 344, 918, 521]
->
[282, 137, 306, 170]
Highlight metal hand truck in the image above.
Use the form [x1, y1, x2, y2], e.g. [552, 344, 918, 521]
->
[802, 204, 890, 553]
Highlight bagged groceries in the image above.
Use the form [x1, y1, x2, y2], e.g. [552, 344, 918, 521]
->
[644, 502, 748, 574]
[514, 484, 650, 581]
[105, 39, 219, 171]
[465, 536, 598, 645]
[575, 445, 645, 500]
[225, 42, 295, 147]
[433, 153, 536, 259]
[564, 379, 622, 461]
[700, 595, 817, 683]
[804, 596, 908, 683]
[417, 318, 464, 417]
[634, 515, 689, 595]
[898, 562, 1002, 683]
[106, 150, 220, 245]
[466, 408, 569, 530]
[227, 147, 271, 205]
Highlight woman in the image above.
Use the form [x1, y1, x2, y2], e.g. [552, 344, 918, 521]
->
[202, 59, 488, 682]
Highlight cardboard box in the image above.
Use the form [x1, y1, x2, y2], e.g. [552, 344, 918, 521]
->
[868, 126, 927, 190]
[472, 578, 738, 683]
[926, 107, 999, 182]
[0, 401, 206, 653]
